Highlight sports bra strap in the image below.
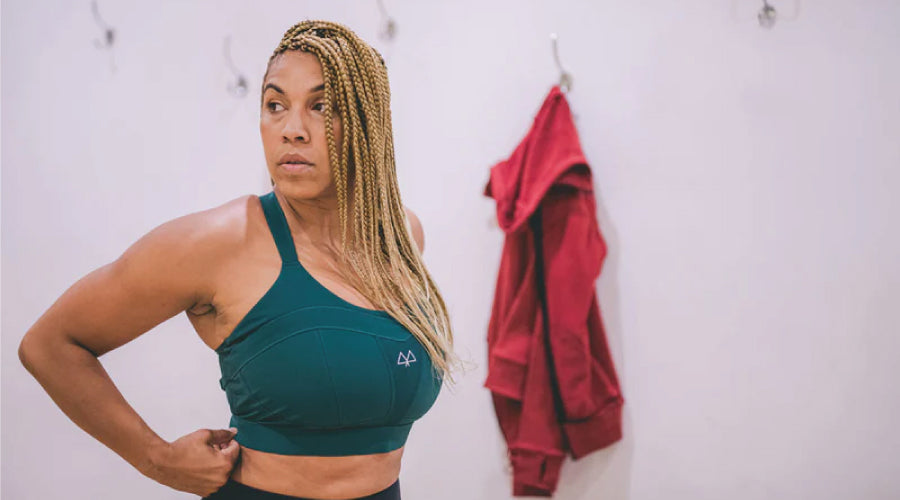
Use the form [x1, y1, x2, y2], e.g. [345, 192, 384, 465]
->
[258, 191, 299, 265]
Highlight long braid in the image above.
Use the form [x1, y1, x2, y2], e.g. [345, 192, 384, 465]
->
[262, 20, 463, 385]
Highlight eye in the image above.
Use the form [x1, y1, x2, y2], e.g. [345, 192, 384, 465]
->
[266, 101, 284, 112]
[312, 101, 328, 112]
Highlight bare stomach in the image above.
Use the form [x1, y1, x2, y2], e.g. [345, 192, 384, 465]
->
[229, 444, 404, 499]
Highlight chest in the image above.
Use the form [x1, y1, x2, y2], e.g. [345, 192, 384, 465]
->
[187, 253, 378, 352]
[213, 265, 442, 431]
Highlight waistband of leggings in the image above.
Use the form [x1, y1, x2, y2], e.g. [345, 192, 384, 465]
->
[219, 476, 400, 500]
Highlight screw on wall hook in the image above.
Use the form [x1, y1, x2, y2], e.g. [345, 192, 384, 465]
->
[91, 0, 115, 49]
[91, 0, 116, 72]
[376, 0, 397, 41]
[223, 35, 249, 98]
[758, 0, 778, 28]
[550, 33, 573, 93]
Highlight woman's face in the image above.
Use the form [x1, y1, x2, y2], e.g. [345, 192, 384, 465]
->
[260, 50, 342, 201]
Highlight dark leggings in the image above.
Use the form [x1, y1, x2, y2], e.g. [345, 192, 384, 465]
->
[202, 477, 400, 500]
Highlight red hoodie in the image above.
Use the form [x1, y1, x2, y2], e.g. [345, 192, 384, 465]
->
[483, 86, 625, 496]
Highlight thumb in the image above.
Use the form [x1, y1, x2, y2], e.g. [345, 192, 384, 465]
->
[220, 438, 241, 461]
[208, 427, 238, 444]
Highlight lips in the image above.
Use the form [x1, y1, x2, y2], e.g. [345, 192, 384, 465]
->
[278, 152, 313, 166]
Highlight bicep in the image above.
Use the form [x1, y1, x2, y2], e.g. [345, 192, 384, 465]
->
[25, 214, 219, 358]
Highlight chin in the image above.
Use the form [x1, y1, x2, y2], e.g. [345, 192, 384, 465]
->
[274, 176, 332, 200]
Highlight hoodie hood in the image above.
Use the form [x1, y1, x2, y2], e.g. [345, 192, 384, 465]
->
[484, 85, 594, 233]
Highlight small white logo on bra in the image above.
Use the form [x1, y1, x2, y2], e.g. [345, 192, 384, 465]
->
[397, 350, 417, 367]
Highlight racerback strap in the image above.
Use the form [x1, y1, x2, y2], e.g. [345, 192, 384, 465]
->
[258, 191, 300, 266]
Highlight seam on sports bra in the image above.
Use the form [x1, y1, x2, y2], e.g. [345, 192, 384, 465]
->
[373, 334, 397, 419]
[315, 330, 344, 426]
[236, 369, 284, 420]
[314, 325, 412, 342]
[226, 326, 319, 382]
[318, 303, 393, 318]
[231, 414, 416, 430]
[218, 303, 400, 354]
[225, 323, 413, 384]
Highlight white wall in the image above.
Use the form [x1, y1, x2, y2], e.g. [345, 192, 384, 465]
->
[3, 1, 899, 499]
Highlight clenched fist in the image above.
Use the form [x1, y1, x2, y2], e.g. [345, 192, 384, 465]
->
[145, 427, 241, 497]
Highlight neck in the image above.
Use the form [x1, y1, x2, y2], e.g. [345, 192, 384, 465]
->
[274, 188, 355, 256]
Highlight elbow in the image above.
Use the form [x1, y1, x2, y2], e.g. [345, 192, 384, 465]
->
[17, 330, 85, 374]
[403, 206, 426, 254]
[18, 334, 37, 373]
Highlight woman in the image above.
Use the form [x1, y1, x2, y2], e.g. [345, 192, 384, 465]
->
[18, 20, 461, 500]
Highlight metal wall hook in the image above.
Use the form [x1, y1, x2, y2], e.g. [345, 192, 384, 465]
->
[223, 35, 248, 98]
[376, 0, 397, 41]
[730, 0, 801, 26]
[758, 0, 777, 28]
[91, 0, 115, 49]
[91, 0, 116, 73]
[550, 33, 573, 93]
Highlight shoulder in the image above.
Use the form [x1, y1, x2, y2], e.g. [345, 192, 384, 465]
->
[133, 194, 261, 302]
[23, 194, 264, 358]
[403, 205, 425, 254]
[156, 194, 258, 256]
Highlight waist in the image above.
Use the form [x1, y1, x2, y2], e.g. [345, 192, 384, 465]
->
[230, 414, 413, 456]
[230, 444, 403, 499]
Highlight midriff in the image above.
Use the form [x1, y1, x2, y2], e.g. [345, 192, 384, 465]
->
[229, 444, 404, 499]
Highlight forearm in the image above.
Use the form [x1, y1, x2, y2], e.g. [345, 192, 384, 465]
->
[19, 335, 170, 477]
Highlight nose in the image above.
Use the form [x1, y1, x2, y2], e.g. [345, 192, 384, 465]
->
[281, 109, 310, 143]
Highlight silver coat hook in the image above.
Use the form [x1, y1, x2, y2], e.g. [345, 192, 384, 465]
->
[376, 0, 397, 41]
[730, 0, 800, 27]
[223, 35, 248, 98]
[91, 0, 114, 49]
[758, 0, 777, 28]
[550, 33, 572, 93]
[91, 0, 116, 72]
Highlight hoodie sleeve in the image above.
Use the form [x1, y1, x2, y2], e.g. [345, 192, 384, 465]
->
[539, 167, 624, 441]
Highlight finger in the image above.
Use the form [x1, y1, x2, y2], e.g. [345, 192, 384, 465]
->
[213, 438, 234, 452]
[208, 428, 238, 444]
[222, 439, 241, 460]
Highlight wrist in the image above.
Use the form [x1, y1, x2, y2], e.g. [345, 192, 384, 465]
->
[139, 439, 172, 479]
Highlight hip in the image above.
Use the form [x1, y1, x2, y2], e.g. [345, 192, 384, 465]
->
[214, 445, 403, 499]
[203, 476, 400, 500]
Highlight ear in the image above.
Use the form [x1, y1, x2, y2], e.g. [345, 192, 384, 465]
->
[403, 206, 425, 254]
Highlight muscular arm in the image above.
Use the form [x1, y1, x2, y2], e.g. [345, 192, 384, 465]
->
[17, 199, 242, 477]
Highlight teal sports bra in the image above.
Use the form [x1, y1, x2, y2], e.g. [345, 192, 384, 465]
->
[215, 190, 442, 456]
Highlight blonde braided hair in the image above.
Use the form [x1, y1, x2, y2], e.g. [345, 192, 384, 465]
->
[263, 20, 462, 386]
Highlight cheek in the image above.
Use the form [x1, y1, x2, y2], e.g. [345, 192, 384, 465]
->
[332, 120, 343, 146]
[260, 122, 277, 152]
